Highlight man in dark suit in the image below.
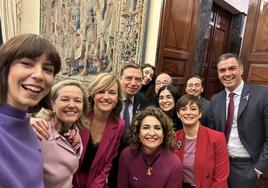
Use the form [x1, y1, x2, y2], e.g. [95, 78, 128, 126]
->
[119, 63, 148, 130]
[185, 75, 210, 126]
[208, 53, 268, 188]
[108, 63, 148, 187]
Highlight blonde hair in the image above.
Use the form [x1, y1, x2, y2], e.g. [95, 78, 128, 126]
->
[88, 72, 123, 120]
[36, 80, 89, 128]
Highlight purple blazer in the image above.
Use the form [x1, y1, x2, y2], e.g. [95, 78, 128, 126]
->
[73, 112, 125, 188]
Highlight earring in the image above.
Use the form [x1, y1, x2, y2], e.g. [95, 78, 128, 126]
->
[52, 110, 56, 116]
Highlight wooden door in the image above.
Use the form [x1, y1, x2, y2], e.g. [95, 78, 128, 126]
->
[156, 0, 199, 92]
[240, 0, 268, 87]
[203, 3, 232, 99]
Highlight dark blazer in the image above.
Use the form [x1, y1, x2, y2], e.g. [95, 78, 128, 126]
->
[200, 96, 210, 126]
[176, 125, 229, 188]
[208, 83, 268, 173]
[73, 112, 125, 188]
[132, 93, 149, 115]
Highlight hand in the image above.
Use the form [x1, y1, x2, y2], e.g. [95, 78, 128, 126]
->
[30, 118, 49, 141]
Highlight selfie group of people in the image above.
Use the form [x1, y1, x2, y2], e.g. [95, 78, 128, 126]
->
[0, 34, 267, 188]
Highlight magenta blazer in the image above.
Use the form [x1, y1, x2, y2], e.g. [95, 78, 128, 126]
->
[73, 112, 125, 188]
[176, 125, 229, 188]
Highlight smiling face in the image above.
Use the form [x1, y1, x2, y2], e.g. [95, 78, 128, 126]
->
[142, 67, 154, 85]
[177, 102, 201, 127]
[139, 115, 164, 154]
[7, 54, 55, 111]
[52, 85, 83, 128]
[120, 67, 143, 97]
[93, 82, 119, 114]
[155, 73, 172, 94]
[158, 89, 175, 113]
[185, 77, 203, 97]
[217, 57, 243, 92]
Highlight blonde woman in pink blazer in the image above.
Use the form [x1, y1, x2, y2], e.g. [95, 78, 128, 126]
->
[37, 80, 89, 188]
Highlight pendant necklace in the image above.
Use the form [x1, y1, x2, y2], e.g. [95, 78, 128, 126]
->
[142, 151, 161, 176]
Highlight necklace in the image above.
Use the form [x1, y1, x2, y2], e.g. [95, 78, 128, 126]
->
[142, 150, 161, 176]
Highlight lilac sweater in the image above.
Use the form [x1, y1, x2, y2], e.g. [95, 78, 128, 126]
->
[0, 104, 44, 188]
[118, 147, 182, 188]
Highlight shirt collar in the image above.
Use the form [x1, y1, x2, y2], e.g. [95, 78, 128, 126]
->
[225, 80, 244, 97]
[124, 96, 134, 103]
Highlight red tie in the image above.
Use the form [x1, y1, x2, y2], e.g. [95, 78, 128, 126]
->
[225, 92, 235, 142]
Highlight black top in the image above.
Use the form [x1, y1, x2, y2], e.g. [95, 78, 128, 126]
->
[80, 136, 99, 172]
[169, 109, 183, 131]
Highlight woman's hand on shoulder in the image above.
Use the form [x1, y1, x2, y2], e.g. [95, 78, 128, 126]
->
[30, 117, 49, 141]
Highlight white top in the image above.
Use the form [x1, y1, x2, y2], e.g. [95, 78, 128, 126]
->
[225, 80, 250, 158]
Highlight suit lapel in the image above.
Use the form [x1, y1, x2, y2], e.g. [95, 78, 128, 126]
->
[90, 119, 117, 172]
[49, 123, 77, 155]
[195, 126, 208, 186]
[56, 137, 77, 155]
[218, 91, 227, 131]
[238, 84, 250, 119]
[175, 131, 185, 161]
[133, 95, 141, 115]
[79, 127, 90, 163]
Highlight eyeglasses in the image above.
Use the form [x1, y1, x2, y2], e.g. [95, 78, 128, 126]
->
[155, 81, 169, 86]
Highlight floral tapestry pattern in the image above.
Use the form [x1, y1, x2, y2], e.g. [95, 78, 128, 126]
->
[40, 0, 148, 83]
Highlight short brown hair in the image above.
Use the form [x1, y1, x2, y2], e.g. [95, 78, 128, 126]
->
[129, 106, 177, 152]
[176, 94, 201, 113]
[0, 34, 61, 106]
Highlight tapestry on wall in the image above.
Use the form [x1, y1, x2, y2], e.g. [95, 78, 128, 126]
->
[40, 0, 148, 84]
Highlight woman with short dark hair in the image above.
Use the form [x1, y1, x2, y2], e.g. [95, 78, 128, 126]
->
[176, 94, 229, 188]
[0, 34, 61, 188]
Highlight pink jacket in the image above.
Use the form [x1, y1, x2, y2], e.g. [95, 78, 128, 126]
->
[41, 121, 82, 188]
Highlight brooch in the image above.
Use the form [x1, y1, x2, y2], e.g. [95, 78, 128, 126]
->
[243, 93, 251, 101]
[177, 141, 182, 149]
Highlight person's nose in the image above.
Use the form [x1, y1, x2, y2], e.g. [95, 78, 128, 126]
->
[68, 100, 76, 107]
[103, 91, 109, 99]
[224, 69, 232, 76]
[31, 65, 44, 82]
[162, 97, 168, 102]
[130, 78, 137, 85]
[146, 75, 151, 80]
[148, 128, 156, 135]
[186, 108, 191, 114]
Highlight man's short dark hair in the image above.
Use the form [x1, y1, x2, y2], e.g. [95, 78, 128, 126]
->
[216, 53, 241, 65]
[120, 63, 142, 76]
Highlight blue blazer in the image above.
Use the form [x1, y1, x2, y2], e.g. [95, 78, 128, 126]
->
[208, 83, 268, 173]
